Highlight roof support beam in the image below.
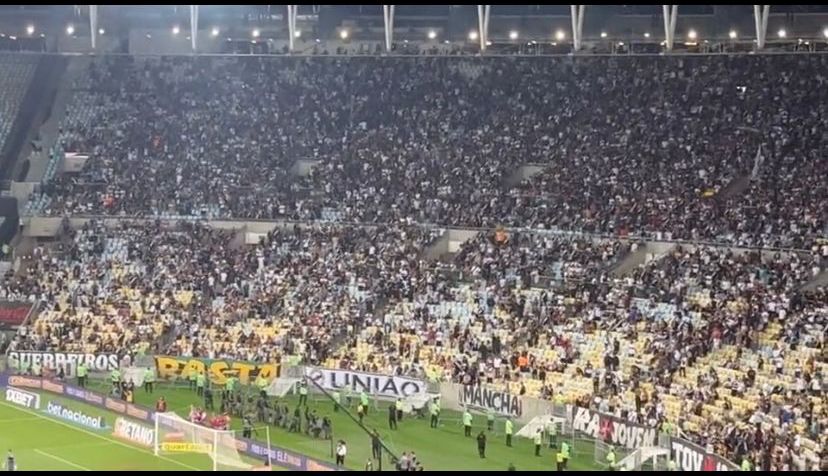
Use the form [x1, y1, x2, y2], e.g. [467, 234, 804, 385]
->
[570, 5, 585, 51]
[383, 5, 394, 53]
[662, 5, 678, 51]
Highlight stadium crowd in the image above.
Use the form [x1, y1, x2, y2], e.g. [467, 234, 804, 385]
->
[30, 54, 828, 248]
[4, 51, 827, 471]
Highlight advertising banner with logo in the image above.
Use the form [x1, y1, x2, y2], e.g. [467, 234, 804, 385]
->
[0, 373, 341, 471]
[568, 405, 658, 450]
[5, 387, 40, 409]
[7, 351, 119, 373]
[0, 301, 31, 330]
[304, 367, 426, 399]
[458, 385, 523, 418]
[154, 356, 279, 385]
[113, 417, 155, 448]
[670, 436, 739, 471]
[45, 401, 105, 430]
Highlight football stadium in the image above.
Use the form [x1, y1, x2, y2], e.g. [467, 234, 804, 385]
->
[0, 4, 826, 472]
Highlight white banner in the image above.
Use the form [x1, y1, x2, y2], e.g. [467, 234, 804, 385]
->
[7, 351, 120, 374]
[458, 385, 523, 418]
[569, 405, 657, 450]
[113, 418, 155, 448]
[5, 387, 40, 409]
[304, 367, 426, 398]
[670, 437, 739, 471]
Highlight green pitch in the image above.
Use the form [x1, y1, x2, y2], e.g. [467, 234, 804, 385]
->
[86, 380, 602, 472]
[0, 397, 212, 471]
[2, 379, 603, 471]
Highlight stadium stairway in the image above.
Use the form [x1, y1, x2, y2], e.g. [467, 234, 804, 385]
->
[801, 267, 828, 291]
[23, 56, 79, 183]
[504, 163, 547, 187]
[3, 56, 68, 184]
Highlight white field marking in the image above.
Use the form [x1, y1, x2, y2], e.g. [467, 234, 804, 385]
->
[34, 449, 91, 471]
[0, 401, 202, 471]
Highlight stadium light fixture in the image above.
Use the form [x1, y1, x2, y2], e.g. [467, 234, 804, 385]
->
[66, 25, 75, 36]
[468, 30, 478, 41]
[172, 25, 180, 36]
[486, 40, 492, 46]
[509, 30, 519, 40]
[98, 28, 105, 35]
[26, 25, 34, 36]
[617, 41, 624, 47]
[729, 30, 737, 39]
[823, 27, 828, 39]
[777, 28, 786, 38]
[252, 28, 261, 38]
[600, 31, 607, 38]
[555, 30, 565, 41]
[427, 30, 437, 40]
[339, 29, 348, 40]
[644, 32, 650, 38]
[211, 27, 219, 37]
[294, 30, 302, 38]
[687, 29, 697, 40]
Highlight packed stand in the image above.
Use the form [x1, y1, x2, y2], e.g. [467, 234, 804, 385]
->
[29, 55, 828, 248]
[6, 220, 440, 366]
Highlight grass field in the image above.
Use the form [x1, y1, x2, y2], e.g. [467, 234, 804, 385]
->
[1, 378, 603, 471]
[83, 380, 601, 472]
[0, 397, 213, 471]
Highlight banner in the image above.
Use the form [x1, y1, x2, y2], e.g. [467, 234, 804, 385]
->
[569, 406, 657, 450]
[670, 436, 739, 471]
[113, 417, 155, 448]
[5, 387, 40, 409]
[154, 356, 279, 385]
[45, 400, 105, 430]
[0, 301, 32, 329]
[7, 351, 119, 373]
[304, 367, 426, 398]
[458, 385, 523, 418]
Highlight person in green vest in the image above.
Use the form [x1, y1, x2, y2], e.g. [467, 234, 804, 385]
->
[741, 456, 751, 472]
[547, 419, 558, 449]
[110, 368, 121, 384]
[505, 417, 514, 447]
[224, 375, 235, 396]
[255, 373, 268, 397]
[487, 408, 496, 431]
[429, 398, 440, 429]
[556, 450, 565, 471]
[332, 390, 341, 413]
[298, 380, 308, 407]
[359, 390, 369, 414]
[561, 441, 571, 470]
[533, 428, 543, 456]
[462, 408, 473, 437]
[395, 398, 404, 423]
[76, 363, 88, 388]
[357, 402, 365, 425]
[607, 446, 617, 471]
[196, 371, 206, 397]
[188, 369, 198, 392]
[667, 459, 678, 471]
[661, 420, 674, 436]
[144, 367, 155, 394]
